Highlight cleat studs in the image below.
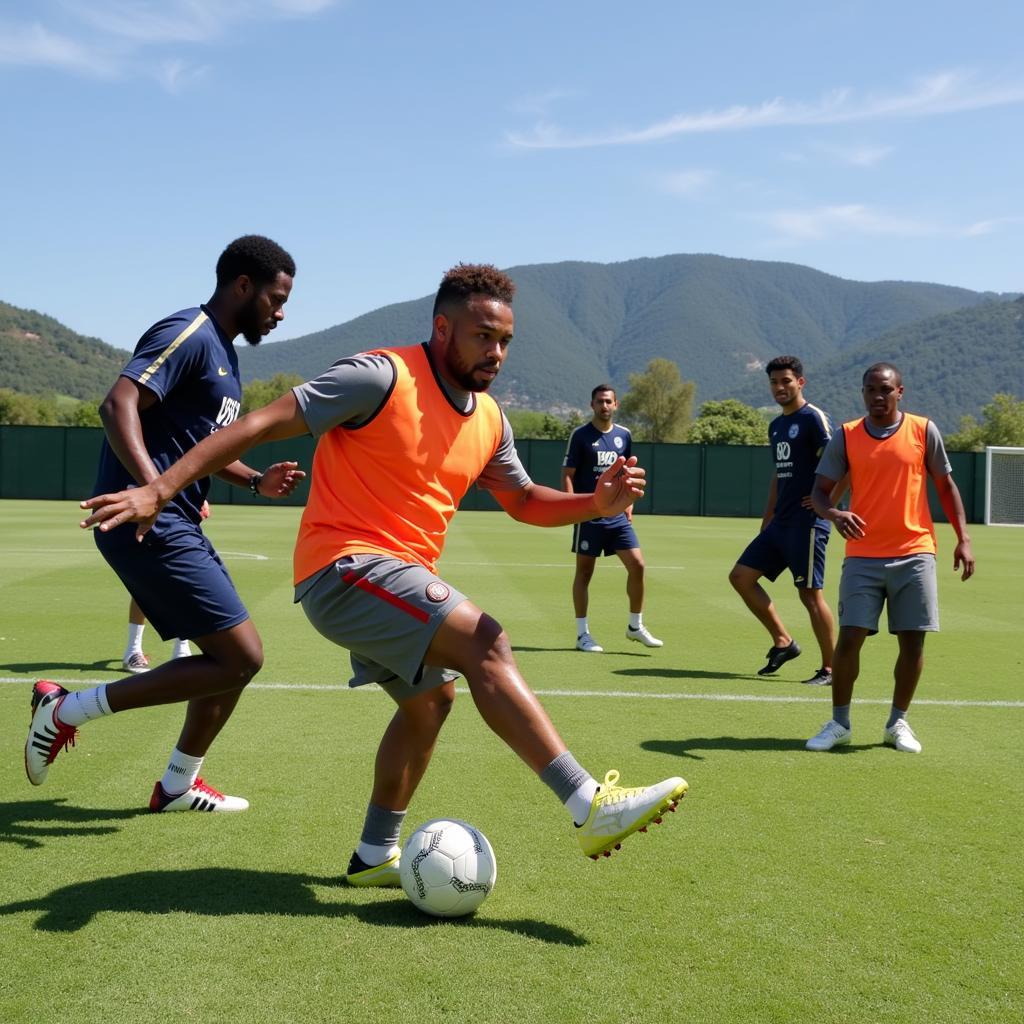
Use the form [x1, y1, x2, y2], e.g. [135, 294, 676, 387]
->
[590, 855, 599, 861]
[639, 827, 647, 833]
[614, 843, 621, 850]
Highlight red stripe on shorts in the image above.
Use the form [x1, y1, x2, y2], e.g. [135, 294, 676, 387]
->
[342, 570, 431, 624]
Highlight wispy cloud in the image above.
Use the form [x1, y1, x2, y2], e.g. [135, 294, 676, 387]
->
[818, 143, 894, 167]
[507, 71, 1024, 149]
[0, 21, 118, 77]
[755, 204, 1024, 242]
[660, 169, 715, 197]
[0, 1, 338, 88]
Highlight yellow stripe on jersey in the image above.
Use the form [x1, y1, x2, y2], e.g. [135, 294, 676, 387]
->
[137, 311, 208, 386]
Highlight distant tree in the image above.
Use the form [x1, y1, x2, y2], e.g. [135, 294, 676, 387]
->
[687, 399, 771, 445]
[62, 399, 103, 427]
[618, 359, 694, 442]
[946, 393, 1024, 451]
[242, 373, 304, 414]
[0, 389, 59, 425]
[506, 409, 584, 440]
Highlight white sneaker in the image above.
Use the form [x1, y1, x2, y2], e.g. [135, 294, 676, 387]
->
[626, 625, 663, 648]
[806, 719, 852, 751]
[576, 632, 604, 653]
[122, 652, 149, 673]
[576, 769, 688, 859]
[883, 719, 922, 753]
[149, 778, 249, 812]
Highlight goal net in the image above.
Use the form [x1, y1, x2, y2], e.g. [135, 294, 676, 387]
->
[985, 446, 1024, 526]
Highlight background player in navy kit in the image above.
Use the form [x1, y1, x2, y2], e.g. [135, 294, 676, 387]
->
[25, 235, 305, 811]
[561, 385, 663, 653]
[728, 356, 837, 684]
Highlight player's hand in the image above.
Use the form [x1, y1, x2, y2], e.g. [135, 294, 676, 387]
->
[800, 495, 815, 510]
[953, 539, 975, 581]
[260, 461, 306, 498]
[593, 455, 645, 517]
[200, 500, 210, 520]
[79, 484, 163, 540]
[830, 509, 866, 540]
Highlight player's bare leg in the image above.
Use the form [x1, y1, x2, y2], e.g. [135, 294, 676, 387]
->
[618, 547, 662, 647]
[571, 554, 596, 619]
[798, 586, 836, 677]
[728, 563, 791, 648]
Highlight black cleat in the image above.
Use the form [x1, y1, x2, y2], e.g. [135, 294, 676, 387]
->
[801, 667, 833, 686]
[757, 641, 801, 676]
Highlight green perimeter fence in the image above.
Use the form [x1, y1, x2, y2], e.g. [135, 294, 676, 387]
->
[0, 425, 987, 522]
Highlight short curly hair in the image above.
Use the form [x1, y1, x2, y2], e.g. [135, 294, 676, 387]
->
[215, 235, 296, 288]
[863, 362, 902, 385]
[433, 263, 516, 315]
[765, 355, 803, 377]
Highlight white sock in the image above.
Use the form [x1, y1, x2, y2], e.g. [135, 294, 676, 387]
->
[56, 685, 112, 727]
[124, 623, 145, 659]
[565, 778, 600, 826]
[172, 639, 192, 659]
[356, 841, 400, 866]
[575, 617, 590, 637]
[629, 613, 643, 630]
[161, 748, 204, 796]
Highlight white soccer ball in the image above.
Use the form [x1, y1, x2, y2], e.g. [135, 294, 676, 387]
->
[400, 819, 497, 918]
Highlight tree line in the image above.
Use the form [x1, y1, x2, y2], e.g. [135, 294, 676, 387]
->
[2, 362, 1022, 451]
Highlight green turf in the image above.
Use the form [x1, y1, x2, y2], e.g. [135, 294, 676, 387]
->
[1, 500, 1021, 1023]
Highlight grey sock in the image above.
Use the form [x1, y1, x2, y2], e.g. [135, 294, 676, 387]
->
[359, 803, 406, 848]
[886, 705, 908, 729]
[832, 704, 852, 730]
[540, 751, 592, 803]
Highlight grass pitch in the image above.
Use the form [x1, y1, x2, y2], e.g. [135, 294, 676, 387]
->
[1, 500, 1021, 1024]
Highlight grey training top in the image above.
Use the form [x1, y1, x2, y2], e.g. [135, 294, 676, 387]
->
[816, 413, 951, 483]
[292, 351, 531, 493]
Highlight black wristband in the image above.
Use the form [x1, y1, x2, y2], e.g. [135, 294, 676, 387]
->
[249, 473, 263, 496]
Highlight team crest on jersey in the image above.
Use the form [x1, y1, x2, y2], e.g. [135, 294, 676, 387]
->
[614, 436, 624, 449]
[425, 582, 450, 603]
[788, 424, 800, 439]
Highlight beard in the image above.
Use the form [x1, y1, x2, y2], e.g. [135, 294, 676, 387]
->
[237, 295, 265, 346]
[444, 352, 496, 393]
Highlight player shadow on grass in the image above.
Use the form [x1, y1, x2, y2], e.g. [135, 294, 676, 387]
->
[642, 737, 863, 760]
[0, 868, 587, 944]
[0, 659, 124, 674]
[0, 798, 145, 850]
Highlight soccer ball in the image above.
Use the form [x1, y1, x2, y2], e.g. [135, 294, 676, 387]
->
[400, 819, 497, 918]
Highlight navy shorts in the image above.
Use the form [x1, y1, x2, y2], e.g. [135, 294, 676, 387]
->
[571, 515, 640, 557]
[94, 518, 249, 642]
[737, 519, 829, 589]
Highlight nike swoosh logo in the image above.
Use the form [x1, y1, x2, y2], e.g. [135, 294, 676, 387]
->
[217, 367, 228, 376]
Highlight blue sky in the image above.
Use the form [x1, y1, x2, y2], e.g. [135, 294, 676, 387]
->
[2, 0, 1021, 351]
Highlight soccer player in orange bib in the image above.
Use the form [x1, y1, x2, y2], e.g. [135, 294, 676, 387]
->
[805, 363, 975, 753]
[81, 264, 688, 877]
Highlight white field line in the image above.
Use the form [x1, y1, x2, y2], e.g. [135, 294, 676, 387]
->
[0, 677, 1020, 708]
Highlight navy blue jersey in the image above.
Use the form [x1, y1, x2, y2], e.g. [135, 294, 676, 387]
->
[768, 402, 832, 527]
[93, 306, 241, 529]
[563, 421, 631, 525]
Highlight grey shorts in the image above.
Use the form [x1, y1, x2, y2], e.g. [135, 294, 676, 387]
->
[296, 554, 468, 703]
[838, 554, 939, 635]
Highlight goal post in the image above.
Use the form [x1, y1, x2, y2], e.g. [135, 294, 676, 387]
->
[985, 446, 1024, 526]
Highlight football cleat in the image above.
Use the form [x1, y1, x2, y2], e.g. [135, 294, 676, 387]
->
[805, 720, 852, 752]
[576, 632, 604, 653]
[801, 667, 833, 686]
[883, 719, 922, 754]
[122, 652, 150, 673]
[25, 681, 77, 786]
[577, 769, 688, 859]
[757, 640, 801, 676]
[149, 778, 249, 812]
[343, 851, 402, 887]
[626, 625, 664, 648]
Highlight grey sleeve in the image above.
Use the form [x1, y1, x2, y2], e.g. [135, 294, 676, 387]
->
[926, 421, 953, 477]
[813, 429, 848, 482]
[292, 353, 396, 437]
[475, 412, 532, 493]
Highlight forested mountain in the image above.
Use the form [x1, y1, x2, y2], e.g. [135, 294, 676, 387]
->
[235, 254, 1008, 416]
[0, 301, 125, 399]
[734, 296, 1024, 432]
[2, 255, 1018, 428]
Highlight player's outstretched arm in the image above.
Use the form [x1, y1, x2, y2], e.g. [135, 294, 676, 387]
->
[493, 456, 645, 527]
[80, 393, 309, 537]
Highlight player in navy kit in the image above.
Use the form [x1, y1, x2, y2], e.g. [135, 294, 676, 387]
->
[728, 356, 837, 684]
[562, 385, 663, 653]
[25, 235, 305, 810]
